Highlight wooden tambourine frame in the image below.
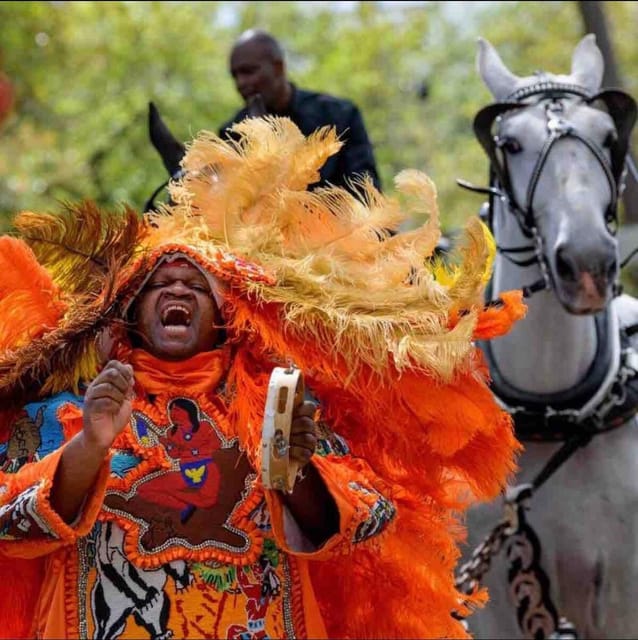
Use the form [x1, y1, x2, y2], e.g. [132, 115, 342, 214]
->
[261, 366, 305, 493]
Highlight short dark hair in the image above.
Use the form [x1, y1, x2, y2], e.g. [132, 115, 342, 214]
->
[232, 29, 285, 63]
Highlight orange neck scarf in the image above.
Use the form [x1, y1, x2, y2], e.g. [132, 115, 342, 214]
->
[129, 347, 231, 395]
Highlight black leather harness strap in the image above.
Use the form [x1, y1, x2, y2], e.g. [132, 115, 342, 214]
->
[454, 80, 638, 640]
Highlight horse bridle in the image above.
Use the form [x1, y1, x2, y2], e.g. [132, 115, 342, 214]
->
[460, 81, 637, 298]
[455, 83, 638, 639]
[456, 82, 636, 638]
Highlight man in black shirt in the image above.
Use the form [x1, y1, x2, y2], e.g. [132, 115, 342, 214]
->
[220, 29, 382, 194]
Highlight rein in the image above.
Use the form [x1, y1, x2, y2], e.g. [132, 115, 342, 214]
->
[143, 169, 185, 214]
[455, 80, 638, 639]
[455, 328, 638, 638]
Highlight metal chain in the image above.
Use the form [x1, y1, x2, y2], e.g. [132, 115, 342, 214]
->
[455, 521, 508, 594]
[455, 499, 520, 594]
[455, 488, 580, 639]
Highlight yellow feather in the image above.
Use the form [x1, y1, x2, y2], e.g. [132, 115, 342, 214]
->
[14, 202, 144, 296]
[147, 118, 501, 380]
[2, 117, 509, 393]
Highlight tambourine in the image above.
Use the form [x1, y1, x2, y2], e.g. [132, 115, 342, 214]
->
[261, 365, 305, 493]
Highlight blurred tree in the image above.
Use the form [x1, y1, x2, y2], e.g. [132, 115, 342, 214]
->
[578, 1, 621, 87]
[0, 1, 636, 239]
[0, 1, 238, 227]
[0, 69, 13, 126]
[577, 0, 638, 223]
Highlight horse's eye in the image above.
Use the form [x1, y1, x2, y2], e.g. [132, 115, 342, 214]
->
[603, 130, 618, 148]
[497, 137, 523, 154]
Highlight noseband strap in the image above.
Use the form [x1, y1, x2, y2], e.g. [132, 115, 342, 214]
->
[472, 83, 636, 237]
[521, 106, 619, 233]
[465, 82, 637, 302]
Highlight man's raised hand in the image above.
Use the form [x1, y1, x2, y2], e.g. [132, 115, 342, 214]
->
[82, 360, 134, 452]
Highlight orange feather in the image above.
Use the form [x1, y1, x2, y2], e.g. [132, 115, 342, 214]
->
[0, 237, 66, 350]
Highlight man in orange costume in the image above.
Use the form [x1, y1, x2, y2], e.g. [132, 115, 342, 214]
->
[0, 117, 523, 639]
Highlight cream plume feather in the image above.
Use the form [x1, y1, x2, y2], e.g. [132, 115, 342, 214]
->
[144, 116, 499, 381]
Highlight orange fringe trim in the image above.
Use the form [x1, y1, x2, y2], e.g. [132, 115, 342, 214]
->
[100, 392, 267, 568]
[63, 552, 81, 638]
[287, 557, 309, 638]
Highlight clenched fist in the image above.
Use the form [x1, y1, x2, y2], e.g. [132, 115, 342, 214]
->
[83, 360, 134, 452]
[289, 401, 318, 467]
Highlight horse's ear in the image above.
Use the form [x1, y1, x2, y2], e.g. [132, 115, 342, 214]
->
[570, 34, 604, 92]
[148, 101, 186, 178]
[476, 37, 519, 101]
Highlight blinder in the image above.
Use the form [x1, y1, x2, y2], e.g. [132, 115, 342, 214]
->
[473, 102, 528, 230]
[588, 89, 637, 185]
[473, 102, 525, 198]
[472, 86, 637, 235]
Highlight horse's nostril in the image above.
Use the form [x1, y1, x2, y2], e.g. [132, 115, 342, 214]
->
[555, 248, 578, 282]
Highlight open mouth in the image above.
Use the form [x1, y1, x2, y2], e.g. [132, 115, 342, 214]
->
[161, 304, 192, 329]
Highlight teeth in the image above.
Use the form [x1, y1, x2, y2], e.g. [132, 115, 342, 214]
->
[161, 304, 192, 326]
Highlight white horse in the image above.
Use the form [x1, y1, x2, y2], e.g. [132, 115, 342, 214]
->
[460, 35, 638, 639]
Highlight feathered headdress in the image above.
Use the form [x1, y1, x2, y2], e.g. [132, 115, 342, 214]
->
[0, 117, 524, 638]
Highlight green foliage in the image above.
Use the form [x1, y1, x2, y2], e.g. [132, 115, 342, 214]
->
[0, 1, 238, 228]
[0, 1, 636, 237]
